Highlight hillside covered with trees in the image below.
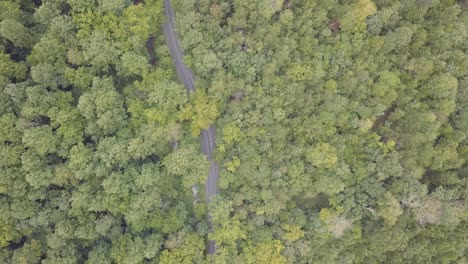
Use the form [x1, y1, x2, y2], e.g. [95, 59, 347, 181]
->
[0, 0, 467, 263]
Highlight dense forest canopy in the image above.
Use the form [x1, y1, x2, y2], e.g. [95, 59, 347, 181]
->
[0, 0, 467, 263]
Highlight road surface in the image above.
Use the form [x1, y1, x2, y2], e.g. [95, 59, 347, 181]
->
[163, 0, 219, 255]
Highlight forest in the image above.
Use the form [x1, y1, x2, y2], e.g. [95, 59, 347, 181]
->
[0, 0, 467, 263]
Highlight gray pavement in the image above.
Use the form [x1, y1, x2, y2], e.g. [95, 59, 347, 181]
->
[163, 0, 219, 255]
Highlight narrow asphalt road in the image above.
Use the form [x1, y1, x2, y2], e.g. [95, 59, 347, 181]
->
[163, 0, 219, 255]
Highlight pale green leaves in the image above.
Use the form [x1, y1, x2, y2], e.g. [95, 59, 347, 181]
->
[383, 27, 413, 53]
[163, 146, 209, 189]
[0, 19, 35, 48]
[305, 143, 338, 169]
[118, 51, 150, 77]
[78, 77, 127, 136]
[22, 126, 58, 155]
[111, 234, 163, 264]
[377, 192, 403, 226]
[222, 122, 244, 145]
[179, 90, 219, 136]
[0, 52, 27, 81]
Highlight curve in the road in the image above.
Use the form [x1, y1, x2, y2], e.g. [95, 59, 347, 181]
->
[163, 0, 219, 255]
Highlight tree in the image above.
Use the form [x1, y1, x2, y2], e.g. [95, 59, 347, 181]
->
[0, 19, 35, 48]
[0, 52, 27, 81]
[179, 89, 219, 136]
[159, 233, 205, 264]
[305, 143, 337, 169]
[22, 126, 58, 155]
[78, 77, 127, 137]
[341, 0, 377, 33]
[163, 145, 209, 188]
[413, 198, 443, 225]
[123, 2, 162, 42]
[117, 51, 150, 77]
[377, 192, 403, 226]
[110, 234, 163, 264]
[0, 1, 21, 21]
[11, 239, 43, 264]
[241, 240, 287, 264]
[80, 31, 121, 72]
[383, 27, 413, 53]
[281, 224, 305, 242]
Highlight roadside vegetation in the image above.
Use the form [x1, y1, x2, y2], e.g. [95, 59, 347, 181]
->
[0, 0, 467, 263]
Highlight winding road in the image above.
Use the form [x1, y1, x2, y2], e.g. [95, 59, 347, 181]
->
[163, 0, 219, 255]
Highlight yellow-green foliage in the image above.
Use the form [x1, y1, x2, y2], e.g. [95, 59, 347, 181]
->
[306, 143, 338, 169]
[179, 89, 220, 136]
